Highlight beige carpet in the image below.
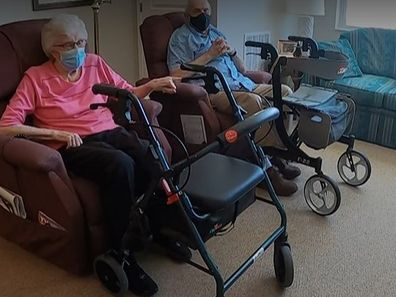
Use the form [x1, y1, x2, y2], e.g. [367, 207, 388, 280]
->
[1, 140, 395, 297]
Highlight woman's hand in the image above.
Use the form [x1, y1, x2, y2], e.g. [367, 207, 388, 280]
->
[52, 130, 83, 148]
[149, 77, 177, 94]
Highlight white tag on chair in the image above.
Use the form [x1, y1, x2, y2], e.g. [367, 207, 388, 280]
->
[180, 114, 207, 145]
[0, 186, 27, 219]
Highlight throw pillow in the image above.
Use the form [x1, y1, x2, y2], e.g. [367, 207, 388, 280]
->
[318, 38, 363, 78]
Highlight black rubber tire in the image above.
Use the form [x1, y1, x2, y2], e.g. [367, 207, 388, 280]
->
[337, 150, 371, 186]
[304, 174, 341, 216]
[93, 254, 129, 294]
[273, 245, 294, 288]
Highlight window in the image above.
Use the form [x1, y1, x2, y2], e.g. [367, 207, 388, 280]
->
[336, 0, 396, 30]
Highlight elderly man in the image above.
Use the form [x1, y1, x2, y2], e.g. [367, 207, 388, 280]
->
[167, 0, 300, 196]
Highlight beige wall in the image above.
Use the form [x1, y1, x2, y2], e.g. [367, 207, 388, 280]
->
[0, 0, 139, 82]
[217, 0, 296, 55]
[217, 0, 342, 54]
[314, 0, 342, 41]
[0, 0, 340, 85]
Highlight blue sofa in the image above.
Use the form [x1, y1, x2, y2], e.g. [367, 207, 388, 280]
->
[307, 28, 396, 149]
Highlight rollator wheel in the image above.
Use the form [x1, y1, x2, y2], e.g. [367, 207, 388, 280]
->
[93, 253, 129, 294]
[337, 150, 371, 186]
[304, 174, 341, 216]
[273, 245, 294, 288]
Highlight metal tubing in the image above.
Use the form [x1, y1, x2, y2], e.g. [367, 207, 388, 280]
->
[224, 227, 285, 292]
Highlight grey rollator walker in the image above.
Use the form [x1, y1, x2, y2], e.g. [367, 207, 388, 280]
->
[90, 64, 294, 296]
[245, 37, 371, 216]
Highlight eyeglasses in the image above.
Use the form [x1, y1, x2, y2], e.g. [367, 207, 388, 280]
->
[54, 39, 87, 51]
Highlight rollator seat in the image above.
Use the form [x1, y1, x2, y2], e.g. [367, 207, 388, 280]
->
[181, 153, 265, 212]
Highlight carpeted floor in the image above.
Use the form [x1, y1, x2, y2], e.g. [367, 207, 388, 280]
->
[0, 140, 395, 297]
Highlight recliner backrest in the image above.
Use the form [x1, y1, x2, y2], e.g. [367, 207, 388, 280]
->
[140, 12, 185, 78]
[0, 19, 49, 115]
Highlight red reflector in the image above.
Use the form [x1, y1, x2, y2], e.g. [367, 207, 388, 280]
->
[337, 67, 347, 75]
[225, 130, 238, 143]
[167, 193, 179, 205]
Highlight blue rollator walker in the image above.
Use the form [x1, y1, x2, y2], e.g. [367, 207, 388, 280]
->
[245, 37, 371, 216]
[90, 65, 294, 296]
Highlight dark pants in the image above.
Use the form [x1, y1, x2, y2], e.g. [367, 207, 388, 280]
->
[59, 127, 153, 249]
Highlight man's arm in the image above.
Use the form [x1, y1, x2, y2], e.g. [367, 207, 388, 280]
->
[169, 37, 229, 78]
[169, 50, 216, 78]
[229, 50, 246, 74]
[170, 38, 247, 77]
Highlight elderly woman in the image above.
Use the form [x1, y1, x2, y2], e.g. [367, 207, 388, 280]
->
[0, 14, 177, 296]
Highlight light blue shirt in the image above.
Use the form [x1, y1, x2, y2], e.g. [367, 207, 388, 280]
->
[167, 24, 256, 91]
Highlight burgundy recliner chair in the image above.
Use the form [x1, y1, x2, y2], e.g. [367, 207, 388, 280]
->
[139, 12, 272, 160]
[0, 19, 171, 274]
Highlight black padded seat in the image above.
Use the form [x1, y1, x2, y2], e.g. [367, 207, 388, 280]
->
[181, 153, 264, 212]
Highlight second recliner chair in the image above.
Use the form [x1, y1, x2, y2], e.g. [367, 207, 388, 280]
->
[139, 12, 298, 196]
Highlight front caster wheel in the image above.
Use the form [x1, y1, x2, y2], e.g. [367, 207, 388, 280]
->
[337, 150, 371, 186]
[273, 244, 294, 288]
[304, 174, 341, 216]
[94, 253, 129, 294]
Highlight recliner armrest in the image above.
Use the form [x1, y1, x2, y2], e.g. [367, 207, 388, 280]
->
[150, 81, 211, 105]
[148, 81, 222, 157]
[150, 81, 219, 130]
[137, 98, 163, 119]
[245, 70, 272, 84]
[136, 79, 211, 105]
[0, 135, 73, 188]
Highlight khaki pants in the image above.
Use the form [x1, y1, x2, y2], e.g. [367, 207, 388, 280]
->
[209, 84, 292, 148]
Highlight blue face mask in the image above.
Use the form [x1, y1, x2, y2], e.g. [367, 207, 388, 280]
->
[60, 47, 86, 71]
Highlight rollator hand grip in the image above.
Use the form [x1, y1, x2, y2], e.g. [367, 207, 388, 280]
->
[171, 108, 279, 175]
[245, 41, 278, 61]
[245, 41, 267, 48]
[288, 36, 319, 58]
[181, 63, 216, 74]
[90, 103, 108, 110]
[92, 83, 131, 99]
[218, 107, 280, 144]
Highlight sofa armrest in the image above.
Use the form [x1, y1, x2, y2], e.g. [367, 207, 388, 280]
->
[0, 135, 73, 189]
[245, 70, 272, 84]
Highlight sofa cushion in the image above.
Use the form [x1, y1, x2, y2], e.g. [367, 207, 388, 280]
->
[341, 28, 396, 79]
[318, 38, 363, 78]
[329, 74, 396, 109]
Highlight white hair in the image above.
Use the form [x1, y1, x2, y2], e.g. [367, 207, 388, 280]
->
[41, 14, 88, 57]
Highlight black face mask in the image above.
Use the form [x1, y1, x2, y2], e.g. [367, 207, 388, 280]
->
[190, 13, 210, 32]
